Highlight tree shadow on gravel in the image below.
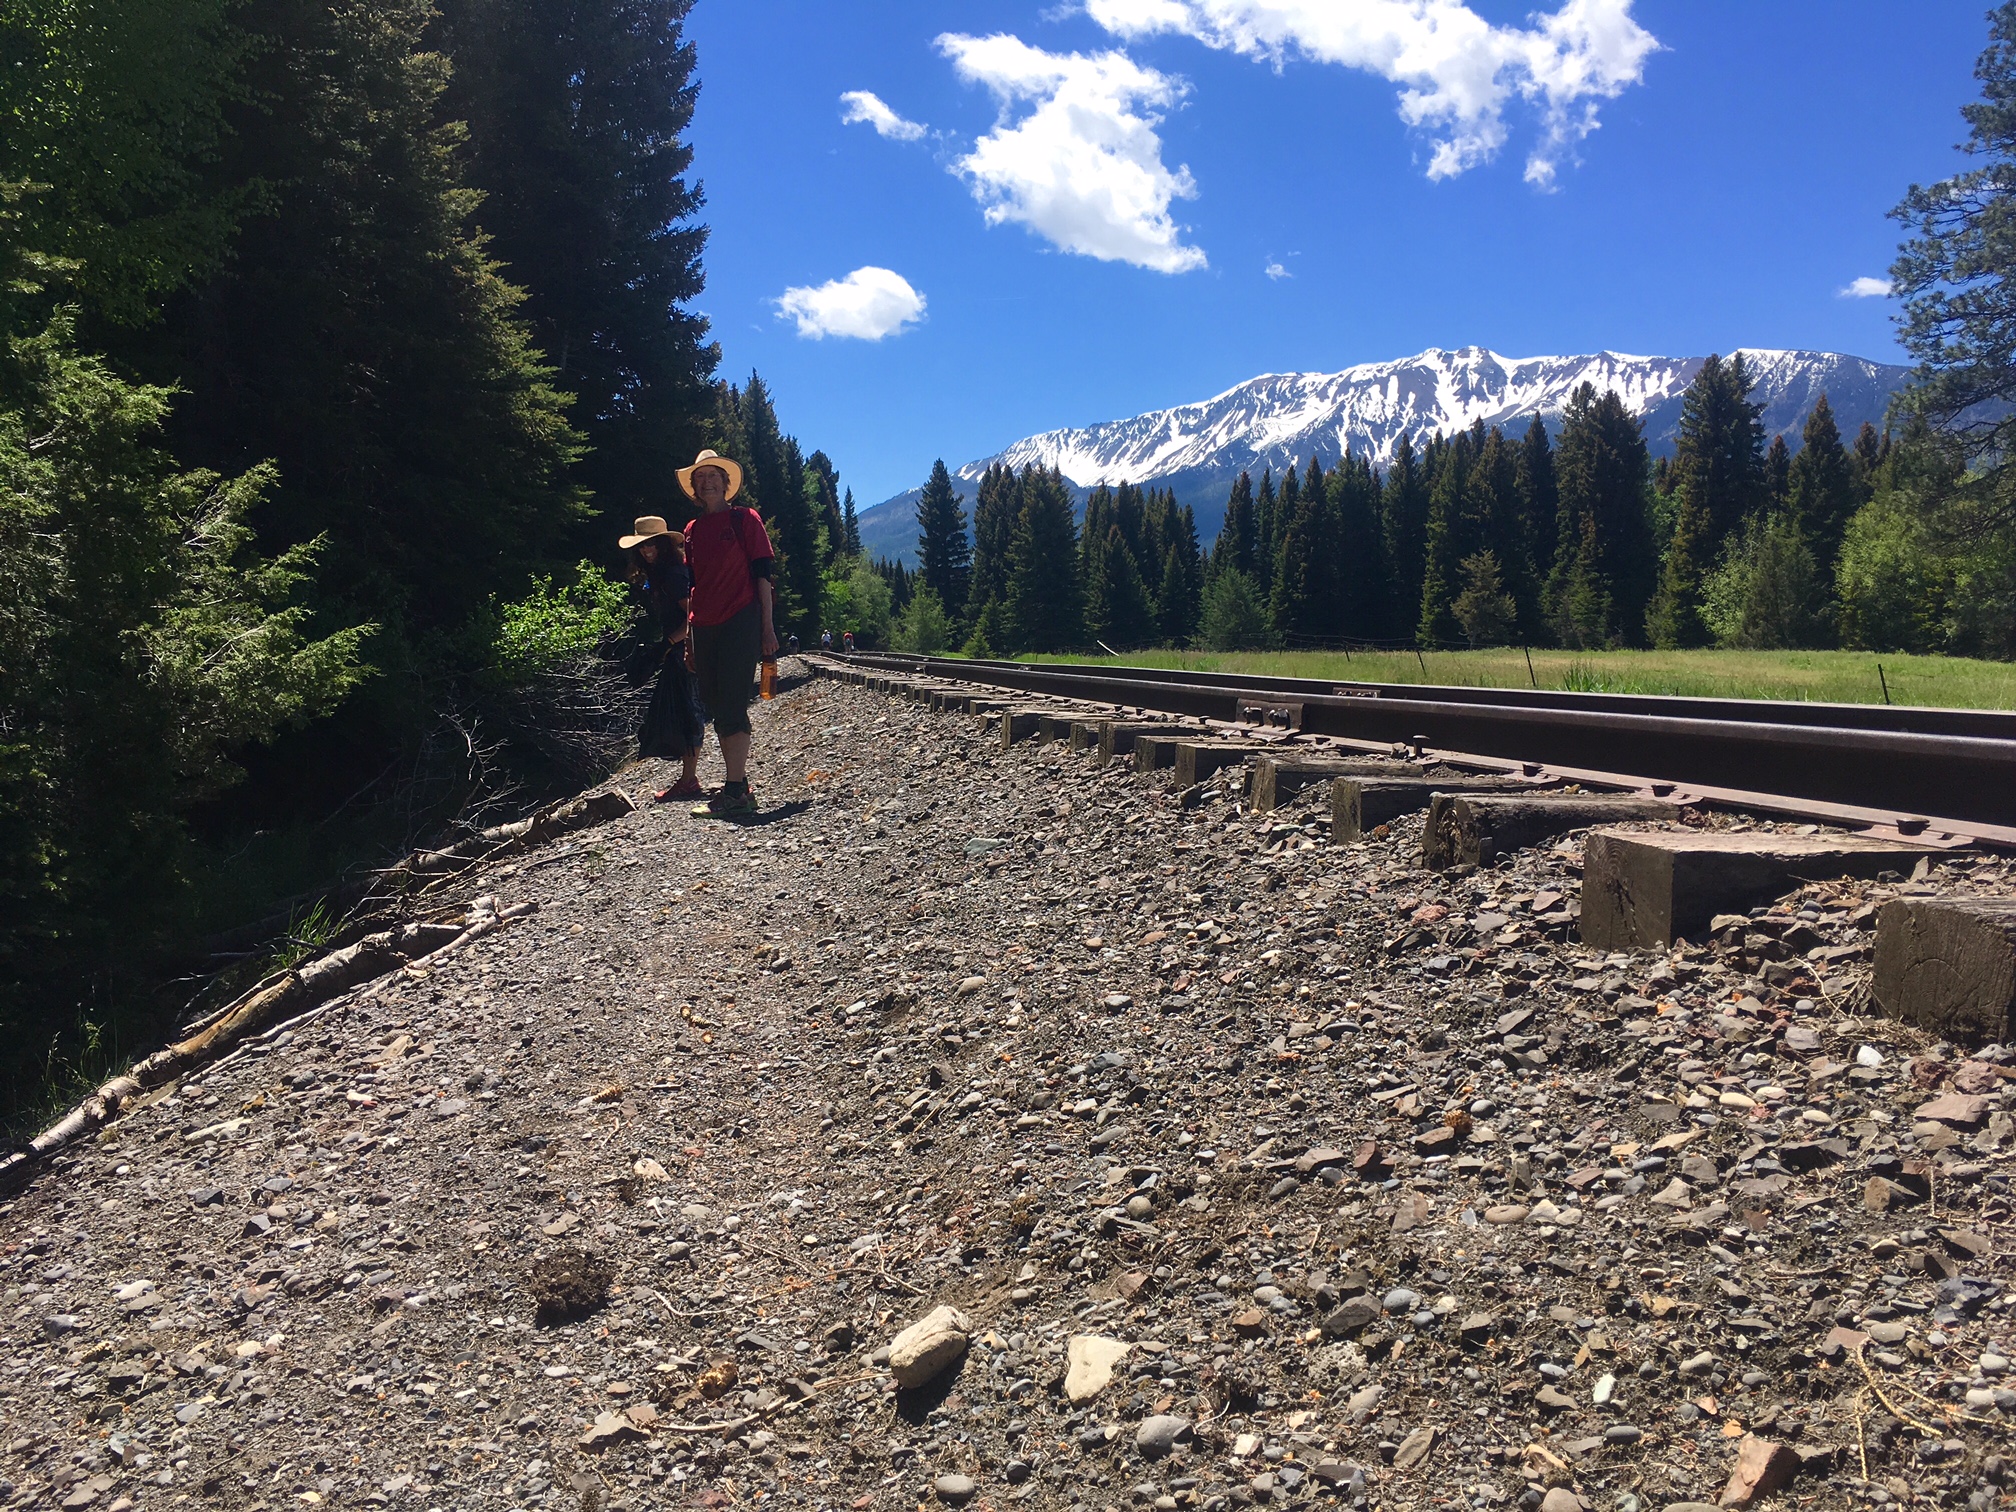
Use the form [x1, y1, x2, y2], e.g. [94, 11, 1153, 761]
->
[892, 1354, 970, 1426]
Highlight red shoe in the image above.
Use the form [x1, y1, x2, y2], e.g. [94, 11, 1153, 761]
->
[655, 776, 705, 802]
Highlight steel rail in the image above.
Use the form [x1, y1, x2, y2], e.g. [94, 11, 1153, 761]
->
[836, 653, 2016, 833]
[863, 653, 2016, 740]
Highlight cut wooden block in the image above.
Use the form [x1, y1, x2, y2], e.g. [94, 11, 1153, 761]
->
[1581, 829, 1941, 951]
[1036, 712, 1079, 744]
[1133, 733, 1185, 773]
[1250, 756, 1424, 812]
[1873, 897, 2016, 1042]
[1424, 793, 1673, 871]
[1097, 721, 1175, 767]
[998, 707, 1053, 747]
[1069, 719, 1108, 754]
[1330, 775, 1547, 843]
[1173, 741, 1268, 789]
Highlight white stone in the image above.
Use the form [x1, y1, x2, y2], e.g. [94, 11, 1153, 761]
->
[887, 1305, 972, 1389]
[1065, 1335, 1131, 1403]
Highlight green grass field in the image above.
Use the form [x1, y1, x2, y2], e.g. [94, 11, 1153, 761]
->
[1018, 647, 2016, 709]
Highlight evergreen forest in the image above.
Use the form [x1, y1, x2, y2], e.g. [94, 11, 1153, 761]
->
[0, 0, 855, 1124]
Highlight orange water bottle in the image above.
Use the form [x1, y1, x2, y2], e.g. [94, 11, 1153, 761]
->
[760, 657, 777, 700]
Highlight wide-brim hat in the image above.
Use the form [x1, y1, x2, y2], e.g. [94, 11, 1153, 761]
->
[618, 515, 685, 550]
[677, 449, 744, 501]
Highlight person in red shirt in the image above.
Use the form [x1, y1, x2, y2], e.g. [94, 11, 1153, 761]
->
[677, 449, 779, 818]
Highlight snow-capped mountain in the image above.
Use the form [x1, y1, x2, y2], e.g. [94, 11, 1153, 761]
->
[857, 345, 1913, 564]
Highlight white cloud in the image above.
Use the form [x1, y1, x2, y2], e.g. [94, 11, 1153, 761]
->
[840, 90, 928, 142]
[774, 267, 927, 341]
[1264, 259, 1290, 279]
[1085, 0, 1659, 186]
[1840, 275, 1892, 299]
[936, 32, 1207, 274]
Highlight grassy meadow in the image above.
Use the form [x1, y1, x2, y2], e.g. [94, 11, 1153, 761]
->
[1017, 647, 2016, 710]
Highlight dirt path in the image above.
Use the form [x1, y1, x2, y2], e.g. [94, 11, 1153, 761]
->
[2, 671, 2012, 1512]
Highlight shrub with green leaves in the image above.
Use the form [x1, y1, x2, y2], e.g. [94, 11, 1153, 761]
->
[488, 562, 633, 686]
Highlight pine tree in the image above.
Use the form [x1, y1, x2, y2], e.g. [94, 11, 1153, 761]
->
[1547, 383, 1656, 648]
[914, 459, 971, 616]
[1464, 427, 1539, 639]
[1269, 462, 1331, 642]
[1079, 487, 1116, 640]
[1416, 431, 1472, 647]
[1764, 434, 1792, 514]
[1005, 467, 1083, 652]
[1261, 466, 1295, 598]
[1647, 354, 1766, 647]
[1332, 451, 1386, 642]
[734, 373, 820, 635]
[1452, 550, 1517, 647]
[1890, 2, 2016, 546]
[432, 0, 716, 534]
[1381, 433, 1429, 641]
[1212, 472, 1258, 580]
[1086, 524, 1153, 648]
[967, 462, 1018, 621]
[841, 487, 862, 555]
[1850, 422, 1885, 507]
[1786, 394, 1857, 572]
[1199, 570, 1270, 650]
[805, 450, 844, 558]
[1155, 526, 1203, 647]
[150, 0, 587, 653]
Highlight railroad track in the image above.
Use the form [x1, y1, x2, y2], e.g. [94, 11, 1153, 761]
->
[826, 652, 2016, 844]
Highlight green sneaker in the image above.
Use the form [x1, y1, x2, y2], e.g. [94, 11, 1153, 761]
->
[699, 783, 758, 820]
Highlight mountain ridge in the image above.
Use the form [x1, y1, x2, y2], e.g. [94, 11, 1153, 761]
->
[857, 345, 1913, 564]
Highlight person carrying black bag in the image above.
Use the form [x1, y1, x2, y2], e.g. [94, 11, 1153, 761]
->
[619, 515, 706, 803]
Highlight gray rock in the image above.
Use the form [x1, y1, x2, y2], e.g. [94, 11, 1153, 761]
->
[933, 1473, 977, 1505]
[1135, 1414, 1190, 1459]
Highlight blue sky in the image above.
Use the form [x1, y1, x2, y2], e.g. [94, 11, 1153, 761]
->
[683, 0, 1988, 506]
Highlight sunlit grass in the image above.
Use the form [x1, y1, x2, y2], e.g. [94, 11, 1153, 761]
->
[1016, 647, 2016, 710]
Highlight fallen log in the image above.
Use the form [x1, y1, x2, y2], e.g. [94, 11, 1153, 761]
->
[3, 898, 533, 1183]
[397, 788, 634, 879]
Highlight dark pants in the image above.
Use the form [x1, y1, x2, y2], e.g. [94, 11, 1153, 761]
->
[691, 600, 760, 739]
[639, 646, 705, 760]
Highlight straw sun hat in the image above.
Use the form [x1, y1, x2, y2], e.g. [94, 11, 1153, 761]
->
[618, 516, 685, 550]
[676, 448, 744, 501]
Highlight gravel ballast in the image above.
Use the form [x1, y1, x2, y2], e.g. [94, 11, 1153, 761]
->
[2, 666, 2013, 1512]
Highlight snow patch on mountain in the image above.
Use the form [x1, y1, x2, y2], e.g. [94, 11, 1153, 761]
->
[858, 345, 1912, 563]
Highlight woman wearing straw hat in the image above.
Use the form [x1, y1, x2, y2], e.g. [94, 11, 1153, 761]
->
[618, 515, 706, 802]
[676, 449, 778, 819]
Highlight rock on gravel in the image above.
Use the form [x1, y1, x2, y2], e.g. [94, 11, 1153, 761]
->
[1064, 1333, 1130, 1402]
[886, 1303, 971, 1388]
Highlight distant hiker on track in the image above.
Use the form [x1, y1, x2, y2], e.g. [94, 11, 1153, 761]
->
[620, 515, 705, 804]
[678, 448, 778, 819]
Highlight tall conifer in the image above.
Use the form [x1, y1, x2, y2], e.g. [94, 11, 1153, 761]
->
[1647, 354, 1766, 647]
[967, 463, 1018, 621]
[1005, 467, 1083, 651]
[432, 0, 716, 532]
[1381, 434, 1429, 641]
[1786, 394, 1857, 571]
[1212, 472, 1257, 580]
[1547, 383, 1655, 648]
[914, 459, 971, 616]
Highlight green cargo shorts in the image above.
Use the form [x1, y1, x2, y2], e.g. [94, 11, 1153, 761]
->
[691, 600, 761, 739]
